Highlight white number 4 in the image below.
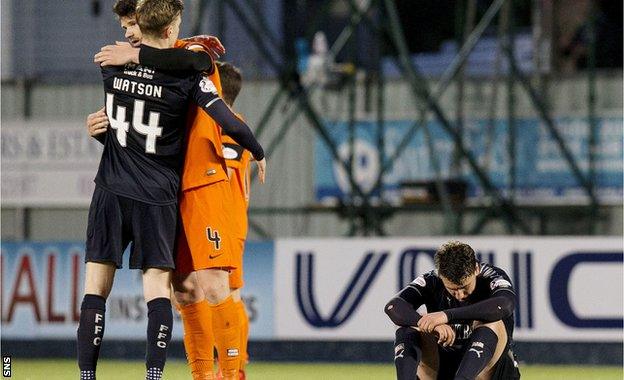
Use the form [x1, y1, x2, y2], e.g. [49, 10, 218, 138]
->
[106, 93, 163, 154]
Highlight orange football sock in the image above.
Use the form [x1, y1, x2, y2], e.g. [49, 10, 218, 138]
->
[211, 296, 241, 380]
[235, 299, 249, 369]
[180, 300, 215, 380]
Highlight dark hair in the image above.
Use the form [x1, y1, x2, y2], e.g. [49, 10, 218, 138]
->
[113, 0, 138, 18]
[434, 241, 477, 284]
[136, 0, 184, 37]
[216, 61, 242, 106]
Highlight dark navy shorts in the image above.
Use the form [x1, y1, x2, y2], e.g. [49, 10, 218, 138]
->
[437, 344, 520, 380]
[85, 186, 177, 270]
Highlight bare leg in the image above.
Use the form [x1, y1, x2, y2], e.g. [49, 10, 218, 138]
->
[83, 262, 116, 298]
[196, 268, 230, 304]
[172, 271, 205, 306]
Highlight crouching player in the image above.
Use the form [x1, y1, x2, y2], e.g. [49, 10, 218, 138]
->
[385, 241, 521, 380]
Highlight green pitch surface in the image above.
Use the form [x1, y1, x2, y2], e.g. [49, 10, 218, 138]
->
[10, 359, 623, 379]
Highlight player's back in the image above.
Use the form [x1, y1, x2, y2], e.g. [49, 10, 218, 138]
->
[97, 62, 206, 205]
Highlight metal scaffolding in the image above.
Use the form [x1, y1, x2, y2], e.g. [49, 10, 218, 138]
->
[190, 0, 602, 237]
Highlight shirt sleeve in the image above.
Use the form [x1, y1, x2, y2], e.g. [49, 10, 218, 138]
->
[192, 76, 264, 161]
[443, 266, 516, 323]
[92, 133, 106, 145]
[384, 273, 433, 326]
[138, 44, 214, 73]
[222, 142, 245, 169]
[443, 293, 515, 323]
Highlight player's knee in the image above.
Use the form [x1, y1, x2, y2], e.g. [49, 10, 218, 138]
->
[231, 288, 242, 302]
[473, 320, 507, 345]
[173, 289, 201, 306]
[197, 269, 230, 303]
[395, 326, 420, 346]
[201, 278, 229, 304]
[83, 263, 115, 298]
[171, 273, 203, 306]
[203, 282, 229, 304]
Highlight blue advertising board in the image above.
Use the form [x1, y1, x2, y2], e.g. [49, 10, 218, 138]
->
[315, 117, 623, 204]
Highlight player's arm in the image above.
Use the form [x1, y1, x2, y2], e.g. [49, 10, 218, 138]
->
[139, 44, 214, 72]
[207, 102, 266, 183]
[94, 42, 214, 73]
[443, 292, 515, 323]
[193, 79, 266, 182]
[181, 35, 225, 59]
[385, 275, 431, 327]
[203, 101, 263, 160]
[86, 107, 109, 144]
[444, 275, 516, 323]
[385, 286, 425, 327]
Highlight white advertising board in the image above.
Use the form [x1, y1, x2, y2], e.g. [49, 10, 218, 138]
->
[275, 237, 623, 342]
[1, 122, 102, 206]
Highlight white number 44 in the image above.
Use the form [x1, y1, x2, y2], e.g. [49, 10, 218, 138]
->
[106, 93, 163, 154]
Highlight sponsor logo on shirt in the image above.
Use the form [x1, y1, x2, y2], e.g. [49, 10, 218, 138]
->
[413, 276, 426, 287]
[490, 278, 512, 290]
[200, 77, 218, 94]
[222, 146, 239, 159]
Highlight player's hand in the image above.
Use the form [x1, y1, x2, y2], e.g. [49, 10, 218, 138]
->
[255, 157, 266, 184]
[417, 311, 449, 333]
[94, 41, 140, 66]
[87, 107, 109, 137]
[184, 35, 225, 59]
[433, 324, 456, 347]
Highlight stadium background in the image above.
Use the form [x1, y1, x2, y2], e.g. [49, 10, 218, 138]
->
[1, 0, 622, 379]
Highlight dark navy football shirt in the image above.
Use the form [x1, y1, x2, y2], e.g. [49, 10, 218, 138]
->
[96, 60, 220, 205]
[406, 263, 516, 349]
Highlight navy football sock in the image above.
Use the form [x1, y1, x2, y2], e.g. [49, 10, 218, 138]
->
[394, 327, 422, 380]
[77, 294, 107, 379]
[145, 298, 173, 380]
[454, 327, 499, 380]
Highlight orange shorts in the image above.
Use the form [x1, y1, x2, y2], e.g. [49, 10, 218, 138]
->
[228, 238, 245, 289]
[175, 180, 236, 274]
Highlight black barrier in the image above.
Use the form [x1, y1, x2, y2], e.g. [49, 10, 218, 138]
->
[2, 340, 622, 365]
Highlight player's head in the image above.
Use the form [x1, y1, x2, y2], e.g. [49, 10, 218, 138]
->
[216, 61, 242, 107]
[435, 241, 479, 301]
[113, 0, 142, 47]
[136, 0, 183, 46]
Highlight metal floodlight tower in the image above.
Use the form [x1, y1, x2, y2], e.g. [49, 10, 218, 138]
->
[190, 0, 601, 237]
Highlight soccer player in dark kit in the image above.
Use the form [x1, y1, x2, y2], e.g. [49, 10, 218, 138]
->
[76, 1, 265, 379]
[385, 241, 521, 380]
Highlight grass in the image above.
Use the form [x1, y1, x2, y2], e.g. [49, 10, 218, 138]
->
[8, 359, 623, 380]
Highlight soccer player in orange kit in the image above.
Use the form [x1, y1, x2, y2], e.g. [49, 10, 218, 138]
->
[214, 61, 252, 380]
[88, 2, 265, 379]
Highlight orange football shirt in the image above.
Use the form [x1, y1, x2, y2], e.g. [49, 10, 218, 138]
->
[174, 40, 228, 191]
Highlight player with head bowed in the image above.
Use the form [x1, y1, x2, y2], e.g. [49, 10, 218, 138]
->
[385, 241, 521, 380]
[78, 1, 266, 379]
